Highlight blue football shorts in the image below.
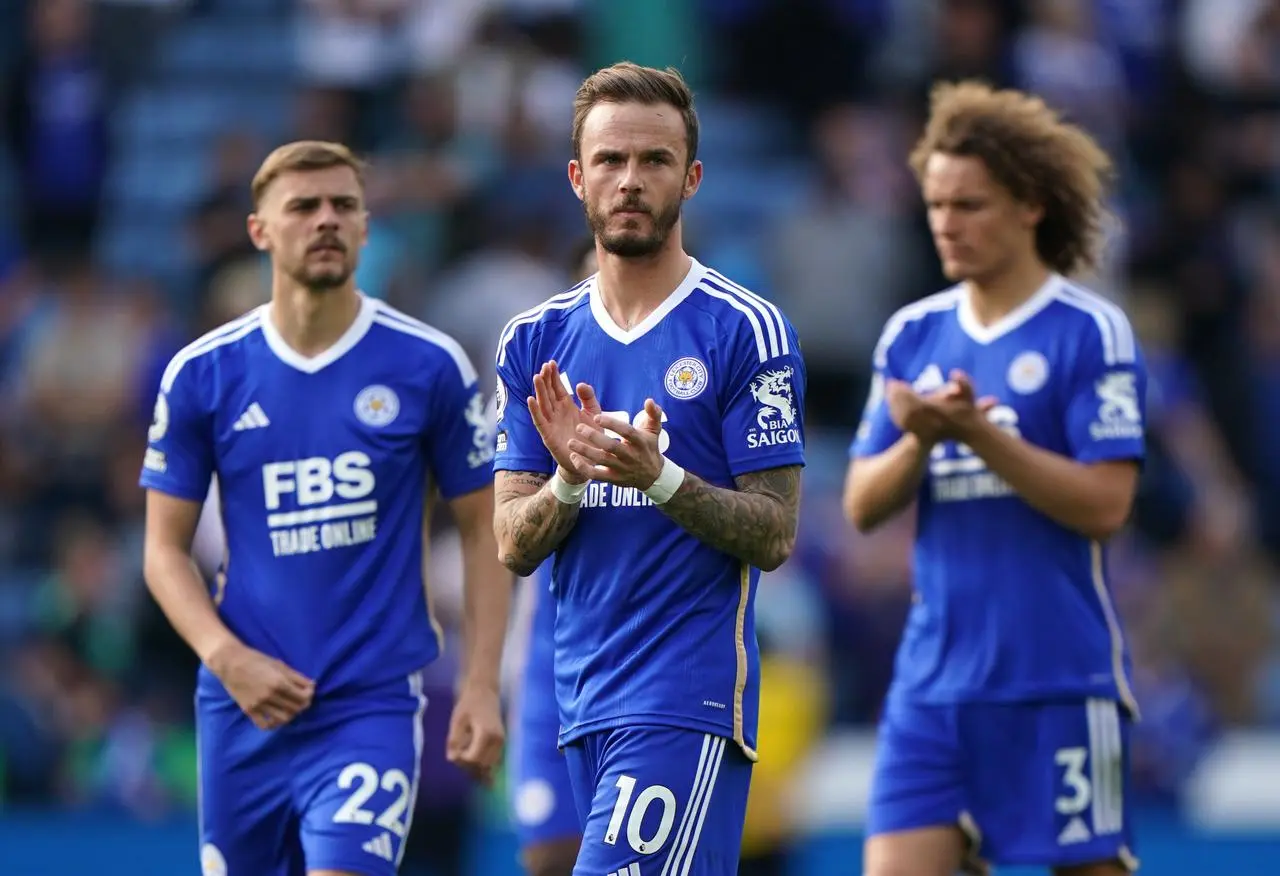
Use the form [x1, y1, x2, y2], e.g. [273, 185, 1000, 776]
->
[564, 725, 754, 876]
[196, 673, 427, 876]
[867, 696, 1138, 871]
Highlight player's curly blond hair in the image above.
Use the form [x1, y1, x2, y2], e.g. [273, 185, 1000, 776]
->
[909, 81, 1115, 277]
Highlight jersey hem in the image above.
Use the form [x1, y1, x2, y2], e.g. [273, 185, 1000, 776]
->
[1074, 450, 1145, 467]
[305, 858, 393, 876]
[849, 438, 898, 459]
[889, 683, 1134, 713]
[727, 452, 806, 477]
[557, 713, 756, 753]
[196, 660, 437, 703]
[138, 477, 209, 502]
[493, 458, 553, 473]
[437, 471, 494, 501]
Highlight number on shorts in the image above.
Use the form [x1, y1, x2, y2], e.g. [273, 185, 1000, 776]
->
[332, 762, 413, 837]
[1054, 746, 1092, 815]
[604, 774, 677, 855]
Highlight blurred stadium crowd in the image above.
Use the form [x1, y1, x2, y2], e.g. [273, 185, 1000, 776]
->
[2, 0, 1280, 868]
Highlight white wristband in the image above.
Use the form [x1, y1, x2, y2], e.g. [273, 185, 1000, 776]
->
[644, 457, 686, 505]
[549, 470, 588, 505]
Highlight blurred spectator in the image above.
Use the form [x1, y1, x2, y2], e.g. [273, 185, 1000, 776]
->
[361, 71, 501, 292]
[3, 0, 110, 264]
[5, 262, 156, 563]
[398, 519, 480, 876]
[421, 204, 567, 390]
[738, 630, 828, 876]
[185, 130, 263, 304]
[1011, 0, 1127, 156]
[766, 103, 932, 429]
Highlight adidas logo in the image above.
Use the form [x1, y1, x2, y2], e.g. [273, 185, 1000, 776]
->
[232, 402, 270, 431]
[1057, 816, 1093, 845]
[609, 864, 640, 876]
[361, 831, 394, 862]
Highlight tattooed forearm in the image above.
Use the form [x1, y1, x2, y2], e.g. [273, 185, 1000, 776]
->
[493, 470, 580, 577]
[657, 465, 802, 571]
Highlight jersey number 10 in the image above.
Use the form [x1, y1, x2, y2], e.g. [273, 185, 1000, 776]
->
[604, 775, 677, 855]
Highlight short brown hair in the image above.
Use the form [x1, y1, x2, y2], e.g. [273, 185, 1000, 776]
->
[909, 81, 1115, 277]
[571, 62, 699, 165]
[250, 140, 366, 208]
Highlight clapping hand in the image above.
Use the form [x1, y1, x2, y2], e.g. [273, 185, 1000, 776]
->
[886, 369, 997, 444]
[528, 360, 603, 483]
[565, 397, 666, 490]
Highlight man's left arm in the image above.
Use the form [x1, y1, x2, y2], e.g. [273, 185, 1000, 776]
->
[655, 318, 808, 570]
[656, 466, 802, 572]
[447, 485, 512, 692]
[424, 357, 513, 782]
[661, 318, 808, 571]
[568, 321, 807, 570]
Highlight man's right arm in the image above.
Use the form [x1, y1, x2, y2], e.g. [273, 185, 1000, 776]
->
[843, 434, 931, 533]
[142, 489, 241, 667]
[843, 338, 929, 532]
[493, 469, 580, 577]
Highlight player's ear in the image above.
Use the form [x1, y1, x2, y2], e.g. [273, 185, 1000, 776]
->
[682, 159, 703, 200]
[568, 160, 585, 201]
[246, 213, 270, 252]
[1020, 200, 1044, 230]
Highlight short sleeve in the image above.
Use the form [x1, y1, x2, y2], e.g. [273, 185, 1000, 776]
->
[850, 323, 905, 458]
[425, 349, 495, 500]
[493, 327, 553, 475]
[138, 360, 215, 501]
[1065, 322, 1147, 464]
[721, 317, 807, 476]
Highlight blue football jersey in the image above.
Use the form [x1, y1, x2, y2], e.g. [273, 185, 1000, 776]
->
[852, 275, 1145, 713]
[140, 296, 493, 701]
[494, 259, 806, 757]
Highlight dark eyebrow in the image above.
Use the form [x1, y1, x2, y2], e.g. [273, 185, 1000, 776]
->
[593, 147, 677, 162]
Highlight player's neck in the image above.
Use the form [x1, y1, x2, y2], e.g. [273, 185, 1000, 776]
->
[595, 241, 693, 331]
[269, 282, 362, 358]
[965, 259, 1053, 327]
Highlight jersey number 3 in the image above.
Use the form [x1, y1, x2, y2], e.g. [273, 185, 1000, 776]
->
[1054, 746, 1091, 815]
[332, 762, 412, 837]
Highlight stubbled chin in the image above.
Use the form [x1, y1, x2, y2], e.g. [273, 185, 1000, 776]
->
[303, 268, 350, 287]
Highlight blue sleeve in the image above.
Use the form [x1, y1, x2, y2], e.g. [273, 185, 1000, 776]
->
[1064, 323, 1147, 465]
[138, 360, 214, 501]
[425, 350, 495, 500]
[721, 318, 806, 476]
[850, 326, 905, 459]
[493, 327, 553, 475]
